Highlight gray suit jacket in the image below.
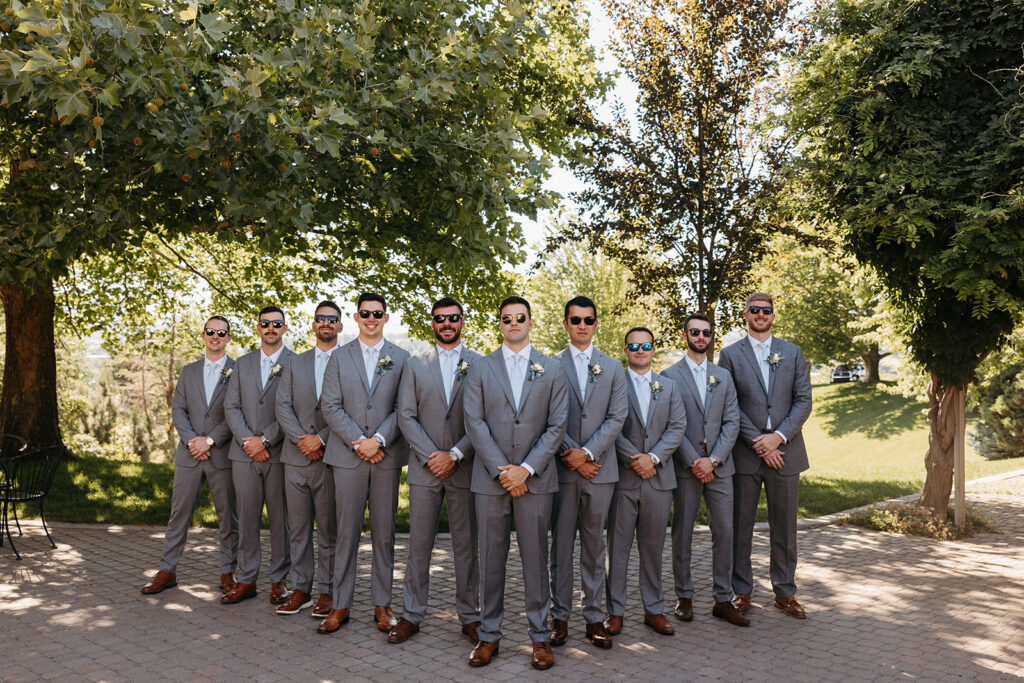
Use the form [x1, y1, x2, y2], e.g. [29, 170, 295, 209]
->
[275, 347, 332, 468]
[171, 356, 236, 470]
[661, 359, 740, 478]
[554, 346, 627, 485]
[464, 347, 568, 496]
[717, 336, 812, 475]
[614, 370, 686, 491]
[398, 346, 481, 488]
[224, 347, 295, 463]
[321, 338, 410, 470]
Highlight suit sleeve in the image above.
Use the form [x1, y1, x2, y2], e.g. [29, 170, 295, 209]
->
[523, 368, 569, 476]
[223, 366, 253, 446]
[371, 358, 405, 447]
[320, 352, 365, 445]
[615, 422, 642, 467]
[717, 348, 762, 447]
[709, 373, 740, 463]
[274, 361, 304, 443]
[398, 362, 439, 466]
[581, 365, 627, 463]
[650, 384, 686, 463]
[662, 366, 703, 468]
[171, 368, 198, 446]
[463, 369, 511, 479]
[776, 345, 813, 442]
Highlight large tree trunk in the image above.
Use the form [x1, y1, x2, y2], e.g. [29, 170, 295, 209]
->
[0, 279, 62, 448]
[860, 342, 889, 383]
[919, 373, 963, 517]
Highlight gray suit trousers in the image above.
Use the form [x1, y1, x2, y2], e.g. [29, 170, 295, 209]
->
[550, 479, 615, 624]
[476, 491, 553, 644]
[732, 463, 799, 597]
[606, 481, 672, 616]
[401, 482, 479, 625]
[284, 461, 336, 594]
[331, 463, 401, 609]
[232, 459, 290, 584]
[672, 474, 734, 604]
[159, 460, 237, 574]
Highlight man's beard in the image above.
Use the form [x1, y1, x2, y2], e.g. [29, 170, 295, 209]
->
[434, 327, 461, 344]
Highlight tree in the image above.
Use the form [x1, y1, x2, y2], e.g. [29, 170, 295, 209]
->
[555, 0, 790, 351]
[0, 0, 608, 446]
[782, 0, 1024, 515]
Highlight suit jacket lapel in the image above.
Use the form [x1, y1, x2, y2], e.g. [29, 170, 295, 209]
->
[740, 337, 769, 397]
[348, 341, 371, 395]
[767, 338, 779, 399]
[488, 351, 517, 413]
[302, 350, 318, 404]
[625, 373, 643, 426]
[427, 348, 449, 408]
[516, 350, 544, 412]
[678, 363, 705, 415]
[448, 348, 469, 410]
[258, 348, 290, 400]
[207, 358, 233, 410]
[561, 350, 585, 408]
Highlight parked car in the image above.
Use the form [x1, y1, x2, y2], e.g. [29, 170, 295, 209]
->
[830, 365, 852, 383]
[850, 364, 865, 381]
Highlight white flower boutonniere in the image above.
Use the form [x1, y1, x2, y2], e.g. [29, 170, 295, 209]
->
[455, 359, 470, 381]
[767, 353, 783, 370]
[707, 374, 721, 392]
[650, 380, 663, 399]
[376, 355, 394, 375]
[528, 361, 545, 381]
[270, 363, 283, 378]
[220, 367, 233, 384]
[588, 363, 603, 383]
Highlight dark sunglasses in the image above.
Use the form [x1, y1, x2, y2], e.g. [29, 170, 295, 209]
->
[358, 309, 385, 319]
[501, 313, 528, 324]
[688, 328, 713, 338]
[314, 314, 340, 324]
[748, 305, 773, 315]
[204, 328, 229, 338]
[626, 342, 653, 352]
[568, 316, 596, 326]
[433, 313, 463, 324]
[258, 319, 285, 329]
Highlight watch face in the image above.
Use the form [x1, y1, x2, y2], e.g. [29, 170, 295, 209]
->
[206, 437, 214, 446]
[449, 452, 458, 462]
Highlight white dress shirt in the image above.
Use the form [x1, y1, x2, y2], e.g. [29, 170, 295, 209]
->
[570, 343, 596, 461]
[439, 343, 466, 461]
[357, 338, 388, 447]
[746, 334, 787, 442]
[501, 343, 535, 476]
[627, 367, 660, 465]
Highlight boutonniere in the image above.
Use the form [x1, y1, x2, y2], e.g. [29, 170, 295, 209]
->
[528, 361, 545, 381]
[376, 355, 394, 375]
[767, 353, 783, 369]
[588, 363, 603, 383]
[270, 363, 283, 378]
[707, 374, 721, 392]
[650, 380, 663, 399]
[455, 359, 470, 380]
[220, 367, 233, 384]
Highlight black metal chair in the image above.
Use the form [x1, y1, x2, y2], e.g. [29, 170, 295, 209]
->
[0, 434, 28, 538]
[1, 444, 67, 560]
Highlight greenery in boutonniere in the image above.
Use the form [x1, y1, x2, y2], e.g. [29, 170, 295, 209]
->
[376, 355, 394, 375]
[588, 363, 603, 383]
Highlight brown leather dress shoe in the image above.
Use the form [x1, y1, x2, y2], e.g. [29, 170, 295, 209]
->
[317, 608, 350, 633]
[269, 582, 289, 605]
[603, 614, 623, 635]
[374, 605, 397, 632]
[531, 642, 554, 670]
[644, 612, 675, 636]
[387, 617, 420, 644]
[735, 593, 752, 612]
[461, 621, 481, 645]
[585, 621, 613, 649]
[221, 582, 257, 604]
[550, 619, 568, 646]
[774, 595, 807, 619]
[141, 570, 177, 595]
[220, 573, 237, 594]
[674, 597, 693, 621]
[468, 641, 499, 667]
[311, 594, 333, 619]
[276, 589, 313, 615]
[713, 601, 751, 626]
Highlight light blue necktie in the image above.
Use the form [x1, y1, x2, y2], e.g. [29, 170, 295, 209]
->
[261, 358, 273, 388]
[510, 354, 524, 409]
[366, 346, 378, 387]
[577, 352, 588, 400]
[204, 361, 218, 404]
[441, 349, 455, 404]
[315, 351, 330, 399]
[758, 342, 771, 391]
[694, 364, 706, 407]
[635, 375, 650, 424]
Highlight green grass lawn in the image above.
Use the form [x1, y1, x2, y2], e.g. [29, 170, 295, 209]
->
[22, 381, 1024, 530]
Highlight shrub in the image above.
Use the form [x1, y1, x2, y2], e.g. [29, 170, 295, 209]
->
[840, 502, 997, 540]
[972, 329, 1024, 460]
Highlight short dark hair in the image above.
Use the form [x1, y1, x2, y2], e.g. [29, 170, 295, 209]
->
[564, 296, 597, 320]
[683, 312, 711, 331]
[205, 315, 231, 334]
[499, 296, 531, 318]
[431, 296, 464, 315]
[258, 306, 285, 320]
[624, 326, 654, 346]
[315, 300, 342, 316]
[746, 292, 774, 306]
[356, 292, 387, 312]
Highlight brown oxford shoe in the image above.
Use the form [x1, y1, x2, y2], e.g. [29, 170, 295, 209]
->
[220, 573, 237, 594]
[276, 589, 313, 615]
[311, 594, 333, 619]
[317, 608, 350, 634]
[374, 605, 397, 632]
[269, 582, 289, 605]
[141, 570, 177, 595]
[221, 582, 257, 604]
[644, 612, 675, 636]
[585, 621, 612, 649]
[461, 621, 481, 645]
[387, 617, 420, 644]
[468, 640, 499, 667]
[531, 642, 554, 670]
[603, 614, 623, 635]
[674, 597, 693, 621]
[774, 595, 807, 619]
[713, 601, 751, 626]
[550, 619, 568, 646]
[734, 593, 752, 612]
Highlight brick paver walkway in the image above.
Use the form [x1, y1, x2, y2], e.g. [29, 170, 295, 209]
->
[2, 492, 1022, 681]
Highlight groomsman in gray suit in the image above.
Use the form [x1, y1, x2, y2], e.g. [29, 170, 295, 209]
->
[549, 296, 627, 650]
[661, 313, 748, 627]
[388, 297, 481, 644]
[604, 327, 685, 638]
[142, 316, 238, 596]
[273, 301, 342, 617]
[222, 306, 294, 605]
[463, 296, 568, 670]
[717, 293, 812, 619]
[317, 292, 411, 634]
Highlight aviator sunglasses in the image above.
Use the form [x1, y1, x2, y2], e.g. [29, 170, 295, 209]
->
[501, 313, 528, 324]
[314, 314, 340, 324]
[258, 319, 285, 329]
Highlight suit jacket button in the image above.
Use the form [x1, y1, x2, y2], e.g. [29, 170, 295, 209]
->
[315, 406, 320, 412]
[446, 415, 451, 421]
[258, 400, 264, 406]
[515, 420, 520, 425]
[582, 414, 587, 419]
[367, 403, 373, 409]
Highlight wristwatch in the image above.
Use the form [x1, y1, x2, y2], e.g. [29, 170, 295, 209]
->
[710, 456, 722, 468]
[449, 451, 458, 462]
[205, 437, 214, 447]
[374, 435, 385, 447]
[261, 436, 271, 450]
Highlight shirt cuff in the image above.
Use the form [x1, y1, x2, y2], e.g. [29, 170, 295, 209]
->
[373, 432, 387, 447]
[521, 463, 536, 476]
[649, 453, 660, 466]
[774, 430, 788, 444]
[450, 446, 465, 462]
[317, 435, 325, 446]
[583, 447, 595, 462]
